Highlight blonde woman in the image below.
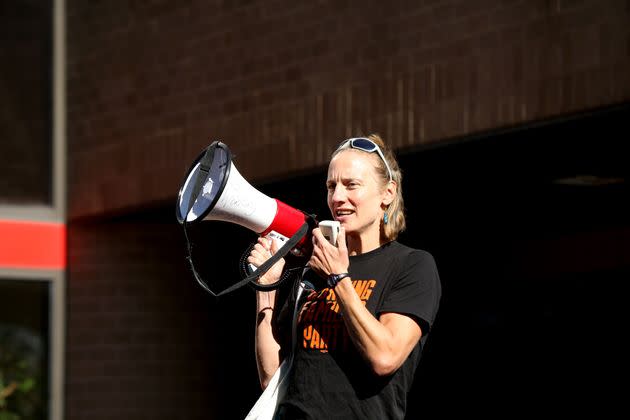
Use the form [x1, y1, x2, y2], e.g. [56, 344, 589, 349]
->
[249, 135, 441, 419]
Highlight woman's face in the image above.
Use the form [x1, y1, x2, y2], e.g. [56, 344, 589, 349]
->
[326, 150, 390, 240]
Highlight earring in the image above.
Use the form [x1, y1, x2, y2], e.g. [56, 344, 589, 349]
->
[383, 212, 389, 224]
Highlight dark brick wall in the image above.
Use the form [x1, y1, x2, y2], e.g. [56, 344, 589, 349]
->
[65, 118, 630, 418]
[66, 0, 630, 219]
[64, 1, 630, 419]
[66, 214, 262, 419]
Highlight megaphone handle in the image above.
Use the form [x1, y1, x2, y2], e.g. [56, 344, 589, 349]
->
[246, 221, 310, 292]
[183, 212, 312, 297]
[246, 231, 289, 275]
[209, 221, 310, 296]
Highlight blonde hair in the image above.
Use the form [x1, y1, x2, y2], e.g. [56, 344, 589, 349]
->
[331, 134, 406, 241]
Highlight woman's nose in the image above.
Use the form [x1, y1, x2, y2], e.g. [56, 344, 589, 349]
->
[331, 185, 346, 203]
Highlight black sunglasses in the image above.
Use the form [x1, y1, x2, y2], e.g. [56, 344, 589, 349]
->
[337, 137, 393, 182]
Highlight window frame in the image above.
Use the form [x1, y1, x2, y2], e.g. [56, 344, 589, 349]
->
[0, 1, 66, 419]
[0, 269, 65, 420]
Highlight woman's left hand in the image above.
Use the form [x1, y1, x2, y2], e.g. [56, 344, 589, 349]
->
[309, 226, 350, 278]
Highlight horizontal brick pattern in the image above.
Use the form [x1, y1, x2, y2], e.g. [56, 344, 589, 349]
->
[64, 2, 630, 417]
[66, 0, 630, 220]
[66, 218, 260, 419]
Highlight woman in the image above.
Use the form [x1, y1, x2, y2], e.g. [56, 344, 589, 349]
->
[248, 134, 441, 419]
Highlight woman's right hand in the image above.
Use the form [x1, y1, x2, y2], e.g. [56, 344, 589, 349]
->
[247, 236, 286, 285]
[250, 236, 286, 389]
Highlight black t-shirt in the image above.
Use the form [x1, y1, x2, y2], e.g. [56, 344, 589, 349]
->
[275, 241, 441, 420]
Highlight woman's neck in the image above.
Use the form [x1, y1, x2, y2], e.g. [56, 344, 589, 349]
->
[346, 234, 383, 256]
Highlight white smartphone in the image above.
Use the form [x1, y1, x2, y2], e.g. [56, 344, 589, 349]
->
[318, 220, 340, 246]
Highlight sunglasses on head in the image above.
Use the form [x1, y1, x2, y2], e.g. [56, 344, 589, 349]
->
[337, 137, 393, 182]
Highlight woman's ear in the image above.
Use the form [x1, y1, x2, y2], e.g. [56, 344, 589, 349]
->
[382, 180, 396, 207]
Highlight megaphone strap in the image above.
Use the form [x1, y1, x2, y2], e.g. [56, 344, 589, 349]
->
[226, 220, 311, 294]
[184, 143, 223, 224]
[239, 243, 302, 288]
[183, 220, 311, 297]
[179, 140, 317, 297]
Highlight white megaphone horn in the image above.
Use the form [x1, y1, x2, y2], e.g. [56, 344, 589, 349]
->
[176, 141, 312, 257]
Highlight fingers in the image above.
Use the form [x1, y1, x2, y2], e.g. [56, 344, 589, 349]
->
[337, 227, 347, 250]
[247, 237, 273, 267]
[270, 237, 281, 253]
[309, 226, 349, 279]
[258, 236, 272, 251]
[247, 235, 288, 266]
[309, 229, 331, 275]
[311, 227, 326, 247]
[245, 235, 287, 285]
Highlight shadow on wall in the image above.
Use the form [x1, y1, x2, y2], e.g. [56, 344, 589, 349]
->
[400, 102, 630, 418]
[72, 102, 629, 419]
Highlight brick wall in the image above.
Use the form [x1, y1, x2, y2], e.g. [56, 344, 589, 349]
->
[65, 1, 630, 418]
[65, 112, 630, 417]
[66, 0, 630, 219]
[66, 214, 263, 419]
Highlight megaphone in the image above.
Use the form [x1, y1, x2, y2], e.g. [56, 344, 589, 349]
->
[176, 141, 313, 258]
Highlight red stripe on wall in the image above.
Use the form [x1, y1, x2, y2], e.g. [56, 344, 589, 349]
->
[0, 219, 66, 270]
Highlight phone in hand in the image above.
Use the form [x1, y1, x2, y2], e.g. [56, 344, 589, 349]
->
[318, 220, 340, 246]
